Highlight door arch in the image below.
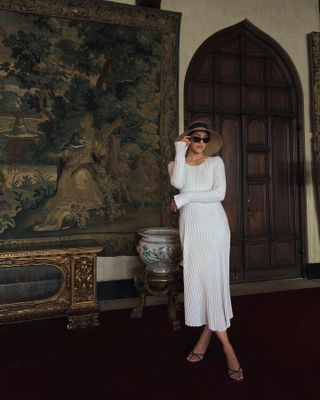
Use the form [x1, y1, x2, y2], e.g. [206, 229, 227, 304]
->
[184, 20, 306, 282]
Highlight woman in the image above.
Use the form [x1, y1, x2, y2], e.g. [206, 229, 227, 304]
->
[168, 120, 244, 382]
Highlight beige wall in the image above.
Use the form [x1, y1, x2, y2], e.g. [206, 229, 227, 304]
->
[100, 0, 320, 282]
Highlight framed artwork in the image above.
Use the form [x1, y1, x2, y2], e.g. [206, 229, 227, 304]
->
[0, 0, 180, 255]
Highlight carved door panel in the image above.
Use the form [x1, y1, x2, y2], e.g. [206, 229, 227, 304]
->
[185, 21, 304, 282]
[269, 118, 301, 277]
[220, 117, 244, 282]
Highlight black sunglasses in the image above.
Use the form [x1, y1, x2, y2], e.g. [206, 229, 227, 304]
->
[190, 136, 210, 144]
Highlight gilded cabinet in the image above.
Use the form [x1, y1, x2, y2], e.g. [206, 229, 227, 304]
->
[0, 246, 102, 329]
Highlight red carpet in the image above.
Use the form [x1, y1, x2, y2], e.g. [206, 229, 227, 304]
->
[0, 287, 319, 400]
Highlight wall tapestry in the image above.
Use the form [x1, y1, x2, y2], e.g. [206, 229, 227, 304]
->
[0, 0, 180, 254]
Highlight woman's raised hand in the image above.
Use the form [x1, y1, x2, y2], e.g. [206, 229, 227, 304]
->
[182, 136, 191, 146]
[174, 139, 189, 157]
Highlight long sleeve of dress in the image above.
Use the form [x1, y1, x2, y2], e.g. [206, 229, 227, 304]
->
[167, 141, 188, 189]
[174, 157, 226, 209]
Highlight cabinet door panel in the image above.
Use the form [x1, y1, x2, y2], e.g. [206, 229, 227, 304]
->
[271, 119, 294, 234]
[245, 239, 270, 272]
[245, 182, 269, 235]
[247, 119, 267, 146]
[271, 238, 296, 267]
[247, 153, 267, 176]
[230, 242, 244, 282]
[220, 117, 242, 237]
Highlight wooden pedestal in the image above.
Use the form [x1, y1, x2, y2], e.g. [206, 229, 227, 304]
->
[131, 266, 183, 330]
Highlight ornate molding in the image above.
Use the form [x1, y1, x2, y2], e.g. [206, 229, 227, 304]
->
[0, 246, 102, 259]
[0, 0, 177, 26]
[67, 312, 99, 329]
[309, 31, 320, 226]
[136, 0, 161, 9]
[310, 32, 320, 156]
[72, 256, 95, 303]
[0, 233, 136, 256]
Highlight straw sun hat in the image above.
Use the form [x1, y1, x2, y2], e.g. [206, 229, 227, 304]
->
[177, 120, 223, 156]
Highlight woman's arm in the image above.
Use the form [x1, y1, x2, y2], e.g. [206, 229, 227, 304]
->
[174, 157, 226, 209]
[167, 141, 188, 189]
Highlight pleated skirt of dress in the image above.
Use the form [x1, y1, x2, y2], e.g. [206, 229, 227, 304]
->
[179, 201, 233, 332]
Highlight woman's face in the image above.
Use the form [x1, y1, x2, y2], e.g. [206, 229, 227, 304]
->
[188, 131, 210, 154]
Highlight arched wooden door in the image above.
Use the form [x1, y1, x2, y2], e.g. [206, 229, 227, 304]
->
[184, 20, 305, 282]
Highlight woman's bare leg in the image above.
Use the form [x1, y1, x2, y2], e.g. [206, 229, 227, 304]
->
[187, 325, 212, 362]
[215, 330, 244, 381]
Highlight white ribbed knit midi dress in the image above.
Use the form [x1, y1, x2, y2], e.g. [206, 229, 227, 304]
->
[168, 141, 233, 332]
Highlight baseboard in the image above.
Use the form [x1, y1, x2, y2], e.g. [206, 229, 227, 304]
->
[97, 272, 320, 302]
[306, 263, 320, 279]
[97, 279, 137, 301]
[99, 296, 169, 311]
[97, 280, 181, 311]
[97, 277, 320, 311]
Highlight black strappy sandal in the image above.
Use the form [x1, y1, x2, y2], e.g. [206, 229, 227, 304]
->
[228, 366, 244, 382]
[187, 351, 205, 363]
